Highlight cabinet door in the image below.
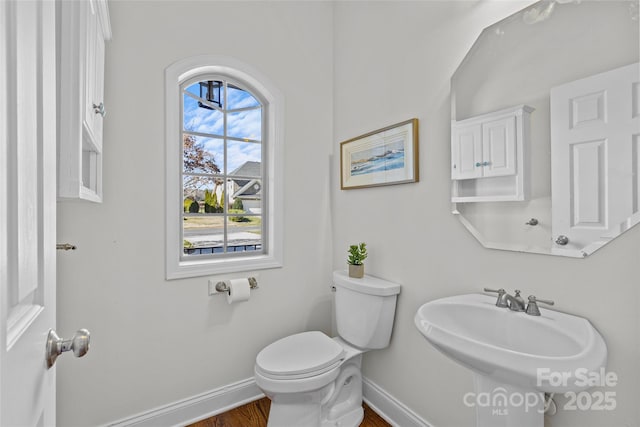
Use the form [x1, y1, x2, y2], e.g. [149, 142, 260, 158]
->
[452, 123, 482, 179]
[82, 2, 105, 148]
[58, 0, 109, 202]
[81, 1, 106, 199]
[482, 115, 516, 177]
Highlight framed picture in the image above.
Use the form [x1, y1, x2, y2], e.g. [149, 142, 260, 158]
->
[340, 118, 419, 190]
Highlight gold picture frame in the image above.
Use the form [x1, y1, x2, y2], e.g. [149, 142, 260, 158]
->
[340, 118, 419, 190]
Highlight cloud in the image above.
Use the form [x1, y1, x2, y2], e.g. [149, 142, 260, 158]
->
[194, 138, 261, 174]
[183, 93, 261, 140]
[228, 87, 260, 110]
[227, 109, 262, 141]
[227, 141, 262, 172]
[183, 96, 224, 135]
[182, 86, 263, 173]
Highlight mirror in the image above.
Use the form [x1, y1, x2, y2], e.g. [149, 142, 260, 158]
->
[451, 0, 640, 257]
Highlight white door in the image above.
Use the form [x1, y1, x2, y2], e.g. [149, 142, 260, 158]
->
[1, 1, 57, 425]
[551, 62, 640, 254]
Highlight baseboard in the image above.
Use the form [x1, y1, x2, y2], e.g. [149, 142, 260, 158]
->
[104, 378, 264, 427]
[363, 377, 433, 427]
[103, 376, 431, 427]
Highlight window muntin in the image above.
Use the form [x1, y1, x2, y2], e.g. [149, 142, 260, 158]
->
[165, 56, 283, 279]
[181, 78, 264, 258]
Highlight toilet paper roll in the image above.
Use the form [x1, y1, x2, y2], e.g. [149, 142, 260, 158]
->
[226, 278, 251, 304]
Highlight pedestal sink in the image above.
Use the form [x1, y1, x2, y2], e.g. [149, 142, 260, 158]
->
[414, 294, 607, 427]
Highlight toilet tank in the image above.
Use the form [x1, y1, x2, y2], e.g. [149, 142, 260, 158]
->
[333, 270, 401, 349]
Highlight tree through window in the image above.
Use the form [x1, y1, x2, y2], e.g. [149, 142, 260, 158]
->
[181, 78, 264, 257]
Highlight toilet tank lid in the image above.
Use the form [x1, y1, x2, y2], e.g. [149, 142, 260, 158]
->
[333, 270, 401, 296]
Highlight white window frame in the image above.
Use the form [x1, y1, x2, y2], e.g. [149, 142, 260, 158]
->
[165, 55, 283, 279]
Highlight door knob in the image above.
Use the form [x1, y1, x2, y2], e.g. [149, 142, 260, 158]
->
[46, 328, 90, 369]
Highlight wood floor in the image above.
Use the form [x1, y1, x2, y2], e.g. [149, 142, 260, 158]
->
[187, 397, 390, 427]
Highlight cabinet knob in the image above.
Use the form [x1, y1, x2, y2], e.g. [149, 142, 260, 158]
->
[555, 235, 569, 245]
[475, 162, 482, 167]
[93, 102, 106, 118]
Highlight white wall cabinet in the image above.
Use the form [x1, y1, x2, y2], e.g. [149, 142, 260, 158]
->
[58, 0, 111, 202]
[451, 105, 533, 202]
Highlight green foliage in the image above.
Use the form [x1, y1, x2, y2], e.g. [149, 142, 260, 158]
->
[347, 242, 367, 265]
[184, 198, 193, 213]
[232, 198, 244, 210]
[188, 199, 200, 213]
[204, 189, 217, 213]
[230, 199, 246, 221]
[229, 208, 250, 223]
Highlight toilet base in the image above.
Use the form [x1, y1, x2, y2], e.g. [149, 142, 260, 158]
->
[267, 400, 363, 427]
[267, 401, 324, 427]
[322, 358, 363, 425]
[320, 405, 363, 427]
[265, 356, 365, 427]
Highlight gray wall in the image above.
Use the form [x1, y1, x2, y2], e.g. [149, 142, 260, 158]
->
[57, 1, 640, 427]
[332, 2, 639, 427]
[57, 1, 334, 425]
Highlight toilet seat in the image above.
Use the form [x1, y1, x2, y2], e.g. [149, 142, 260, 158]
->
[255, 331, 345, 380]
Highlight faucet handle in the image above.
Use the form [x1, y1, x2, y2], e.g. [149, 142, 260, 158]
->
[484, 288, 509, 307]
[509, 290, 526, 312]
[526, 295, 555, 316]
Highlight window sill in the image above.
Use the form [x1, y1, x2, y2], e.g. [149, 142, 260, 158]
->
[166, 253, 282, 280]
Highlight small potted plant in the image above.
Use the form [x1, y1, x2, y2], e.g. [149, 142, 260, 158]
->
[347, 242, 367, 278]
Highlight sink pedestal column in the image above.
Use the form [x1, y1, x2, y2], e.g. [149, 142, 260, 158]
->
[472, 374, 544, 427]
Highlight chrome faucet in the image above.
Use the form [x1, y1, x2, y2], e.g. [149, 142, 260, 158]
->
[506, 290, 526, 312]
[525, 295, 555, 316]
[484, 288, 509, 307]
[484, 288, 551, 314]
[484, 288, 525, 311]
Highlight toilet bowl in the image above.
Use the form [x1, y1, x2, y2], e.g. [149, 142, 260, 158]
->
[254, 271, 401, 427]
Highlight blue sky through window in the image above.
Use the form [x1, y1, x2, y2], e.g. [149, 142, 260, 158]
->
[183, 81, 262, 173]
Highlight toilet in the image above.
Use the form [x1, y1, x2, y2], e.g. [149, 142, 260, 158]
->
[254, 270, 401, 427]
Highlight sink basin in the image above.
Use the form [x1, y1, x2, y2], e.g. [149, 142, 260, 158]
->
[414, 293, 607, 393]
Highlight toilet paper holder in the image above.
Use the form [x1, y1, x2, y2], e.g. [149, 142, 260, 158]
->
[213, 277, 258, 294]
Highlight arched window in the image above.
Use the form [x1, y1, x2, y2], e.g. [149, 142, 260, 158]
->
[165, 56, 283, 279]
